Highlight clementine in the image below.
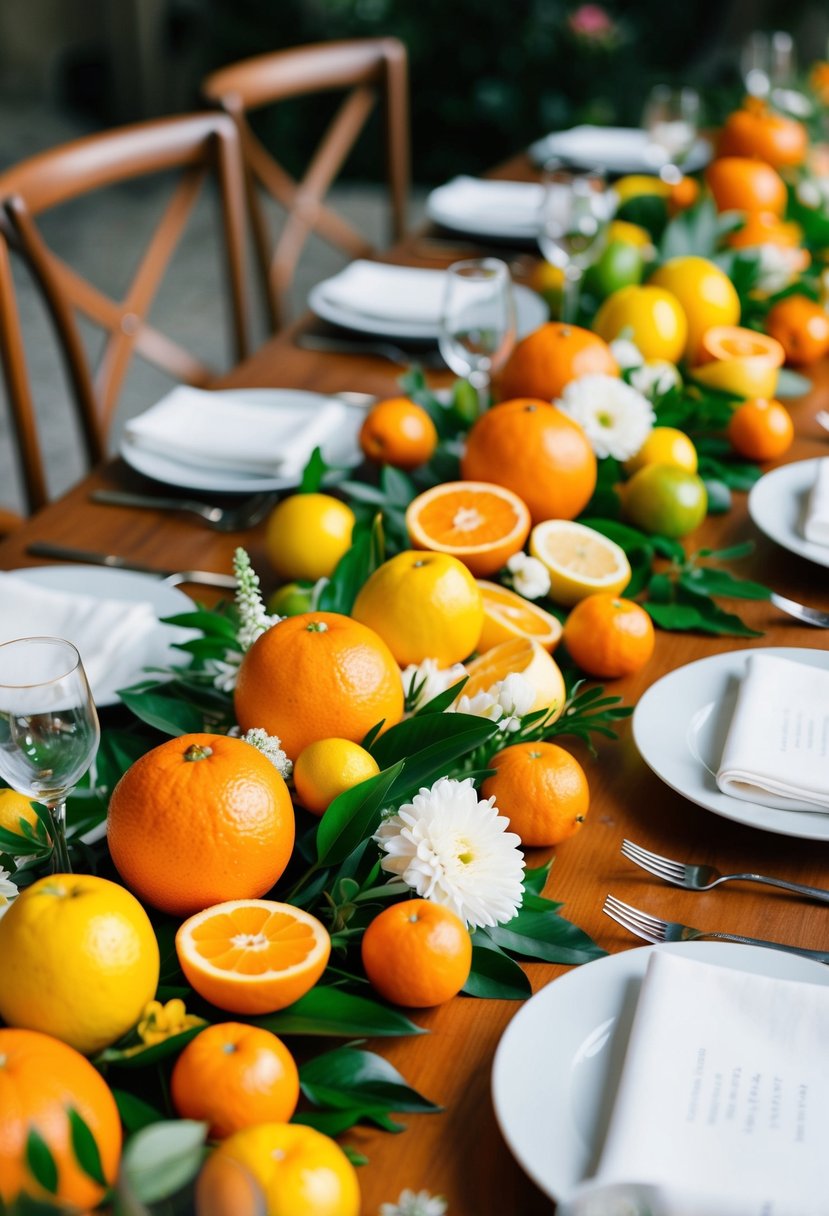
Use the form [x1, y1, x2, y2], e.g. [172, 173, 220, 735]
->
[361, 899, 472, 1007]
[563, 594, 655, 679]
[108, 734, 295, 917]
[235, 613, 404, 760]
[481, 741, 589, 846]
[717, 101, 808, 168]
[405, 480, 531, 576]
[704, 156, 787, 216]
[764, 295, 829, 366]
[727, 398, 794, 461]
[460, 398, 597, 524]
[498, 321, 618, 401]
[359, 396, 438, 470]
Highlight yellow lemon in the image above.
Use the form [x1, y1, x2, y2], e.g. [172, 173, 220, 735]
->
[529, 520, 632, 607]
[0, 874, 160, 1055]
[293, 739, 380, 816]
[265, 494, 355, 583]
[352, 550, 484, 668]
[613, 175, 672, 206]
[649, 256, 741, 363]
[624, 426, 698, 476]
[0, 789, 38, 837]
[594, 285, 687, 363]
[606, 219, 656, 251]
[689, 325, 785, 400]
[463, 638, 566, 722]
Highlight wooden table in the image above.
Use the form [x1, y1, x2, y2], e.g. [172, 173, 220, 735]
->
[3, 186, 829, 1214]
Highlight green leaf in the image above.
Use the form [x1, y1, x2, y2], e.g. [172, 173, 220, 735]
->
[776, 368, 813, 399]
[462, 937, 531, 1000]
[68, 1109, 107, 1187]
[300, 1046, 441, 1114]
[413, 676, 468, 715]
[96, 1025, 205, 1068]
[316, 762, 405, 866]
[292, 1108, 375, 1137]
[120, 1120, 207, 1205]
[256, 987, 425, 1037]
[644, 602, 708, 631]
[488, 902, 606, 966]
[523, 861, 552, 896]
[118, 690, 205, 737]
[0, 824, 50, 856]
[317, 529, 378, 615]
[703, 479, 732, 514]
[680, 568, 770, 601]
[111, 1090, 166, 1134]
[300, 446, 327, 493]
[25, 1130, 58, 1195]
[160, 609, 238, 639]
[371, 710, 497, 771]
[381, 465, 416, 507]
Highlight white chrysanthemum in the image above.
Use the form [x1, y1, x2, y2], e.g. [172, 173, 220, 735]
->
[609, 337, 644, 370]
[629, 359, 682, 400]
[558, 374, 655, 460]
[375, 776, 525, 929]
[0, 868, 19, 918]
[506, 552, 551, 600]
[452, 688, 503, 723]
[242, 728, 292, 780]
[380, 1190, 448, 1216]
[401, 658, 467, 713]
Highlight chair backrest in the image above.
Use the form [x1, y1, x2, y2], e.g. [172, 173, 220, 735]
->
[0, 112, 251, 514]
[202, 37, 410, 331]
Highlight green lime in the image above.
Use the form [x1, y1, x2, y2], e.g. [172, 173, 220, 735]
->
[623, 463, 708, 539]
[586, 240, 644, 299]
[267, 581, 316, 616]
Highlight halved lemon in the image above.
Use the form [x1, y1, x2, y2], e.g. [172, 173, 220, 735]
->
[176, 900, 331, 1015]
[462, 637, 566, 721]
[405, 481, 531, 577]
[529, 520, 631, 607]
[476, 580, 563, 653]
[690, 325, 785, 400]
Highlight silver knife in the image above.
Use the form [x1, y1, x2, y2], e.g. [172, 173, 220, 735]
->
[26, 542, 237, 589]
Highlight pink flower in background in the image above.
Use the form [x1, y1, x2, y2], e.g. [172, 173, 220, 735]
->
[568, 4, 618, 46]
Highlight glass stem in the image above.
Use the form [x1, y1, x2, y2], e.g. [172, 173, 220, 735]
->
[469, 369, 490, 417]
[48, 799, 72, 874]
[562, 265, 582, 324]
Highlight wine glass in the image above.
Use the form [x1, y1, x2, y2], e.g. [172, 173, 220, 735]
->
[537, 163, 610, 322]
[642, 85, 700, 182]
[740, 29, 796, 98]
[0, 637, 100, 873]
[439, 258, 516, 417]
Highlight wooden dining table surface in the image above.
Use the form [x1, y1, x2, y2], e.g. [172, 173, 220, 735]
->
[3, 151, 829, 1215]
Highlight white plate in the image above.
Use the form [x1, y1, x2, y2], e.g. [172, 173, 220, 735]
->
[426, 176, 544, 240]
[528, 125, 712, 175]
[632, 646, 829, 841]
[492, 941, 829, 1205]
[748, 458, 829, 568]
[14, 566, 193, 708]
[121, 389, 364, 493]
[308, 278, 547, 342]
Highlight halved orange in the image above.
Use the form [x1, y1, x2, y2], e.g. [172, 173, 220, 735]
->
[529, 520, 631, 607]
[697, 326, 785, 365]
[405, 481, 531, 577]
[476, 580, 562, 653]
[462, 637, 566, 721]
[691, 325, 784, 399]
[176, 900, 330, 1015]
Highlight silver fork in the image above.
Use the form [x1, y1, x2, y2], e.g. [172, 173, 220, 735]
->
[91, 489, 277, 531]
[815, 409, 829, 433]
[621, 839, 829, 903]
[769, 591, 829, 628]
[603, 894, 829, 963]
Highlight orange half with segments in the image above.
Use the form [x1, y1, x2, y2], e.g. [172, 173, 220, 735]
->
[463, 637, 566, 721]
[176, 900, 330, 1015]
[406, 480, 531, 577]
[476, 580, 563, 653]
[691, 325, 784, 399]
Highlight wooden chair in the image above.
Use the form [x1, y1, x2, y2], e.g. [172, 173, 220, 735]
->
[202, 38, 410, 331]
[0, 112, 251, 515]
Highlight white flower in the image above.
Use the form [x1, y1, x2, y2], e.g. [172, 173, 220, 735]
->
[0, 868, 18, 918]
[208, 653, 243, 693]
[233, 548, 280, 652]
[753, 243, 803, 295]
[379, 1190, 448, 1216]
[496, 673, 535, 732]
[241, 728, 292, 780]
[375, 776, 525, 929]
[609, 337, 644, 370]
[401, 658, 467, 713]
[629, 359, 681, 400]
[557, 374, 655, 461]
[796, 179, 824, 210]
[505, 552, 551, 600]
[452, 688, 503, 723]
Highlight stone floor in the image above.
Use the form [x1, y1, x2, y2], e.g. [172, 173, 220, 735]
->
[0, 100, 426, 514]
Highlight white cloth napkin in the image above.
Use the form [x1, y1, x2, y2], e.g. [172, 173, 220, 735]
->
[588, 950, 829, 1215]
[316, 261, 449, 325]
[428, 176, 544, 233]
[715, 652, 829, 813]
[125, 387, 346, 477]
[530, 125, 654, 170]
[0, 573, 161, 700]
[803, 458, 829, 545]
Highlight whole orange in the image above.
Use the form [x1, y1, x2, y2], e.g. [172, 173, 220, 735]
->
[0, 1028, 121, 1210]
[359, 397, 438, 470]
[727, 398, 794, 461]
[564, 594, 655, 679]
[498, 321, 618, 401]
[704, 156, 787, 216]
[717, 101, 808, 168]
[235, 613, 404, 760]
[482, 741, 589, 847]
[726, 212, 805, 252]
[172, 1023, 299, 1139]
[460, 398, 597, 524]
[765, 295, 829, 365]
[361, 899, 472, 1007]
[108, 733, 295, 917]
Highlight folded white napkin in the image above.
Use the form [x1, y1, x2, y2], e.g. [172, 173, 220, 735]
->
[0, 573, 160, 701]
[716, 652, 829, 812]
[803, 458, 829, 545]
[317, 261, 449, 325]
[531, 125, 652, 170]
[589, 950, 829, 1215]
[429, 176, 544, 233]
[125, 387, 346, 477]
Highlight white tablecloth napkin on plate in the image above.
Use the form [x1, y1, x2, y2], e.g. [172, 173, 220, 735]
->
[316, 260, 450, 326]
[715, 652, 829, 812]
[125, 387, 347, 477]
[586, 950, 829, 1216]
[803, 458, 829, 545]
[0, 573, 160, 700]
[429, 176, 544, 233]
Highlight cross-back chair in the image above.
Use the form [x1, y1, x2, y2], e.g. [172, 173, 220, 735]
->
[202, 37, 410, 332]
[0, 111, 251, 515]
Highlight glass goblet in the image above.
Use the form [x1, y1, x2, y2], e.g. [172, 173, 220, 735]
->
[0, 637, 100, 873]
[537, 163, 609, 322]
[438, 258, 517, 417]
[642, 85, 700, 182]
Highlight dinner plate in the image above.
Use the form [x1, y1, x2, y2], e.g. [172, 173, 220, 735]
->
[308, 279, 547, 342]
[528, 125, 713, 175]
[120, 389, 364, 493]
[425, 177, 544, 240]
[492, 941, 829, 1205]
[632, 646, 829, 841]
[748, 457, 829, 568]
[13, 566, 193, 708]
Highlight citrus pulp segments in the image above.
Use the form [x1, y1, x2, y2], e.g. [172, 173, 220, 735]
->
[405, 480, 531, 576]
[529, 520, 631, 607]
[476, 580, 563, 652]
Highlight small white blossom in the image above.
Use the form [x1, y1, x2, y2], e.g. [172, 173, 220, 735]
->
[379, 1190, 448, 1216]
[609, 337, 645, 370]
[375, 776, 525, 929]
[505, 552, 551, 600]
[496, 673, 535, 732]
[401, 658, 467, 713]
[796, 179, 824, 210]
[629, 359, 681, 400]
[233, 548, 280, 652]
[753, 243, 803, 295]
[0, 868, 19, 918]
[558, 374, 654, 461]
[242, 728, 292, 780]
[208, 654, 243, 693]
[452, 688, 503, 723]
